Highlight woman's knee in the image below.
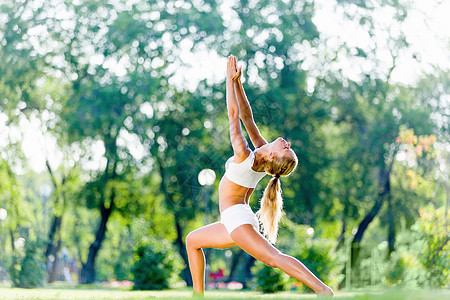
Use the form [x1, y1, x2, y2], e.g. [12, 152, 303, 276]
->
[185, 231, 198, 250]
[261, 252, 281, 268]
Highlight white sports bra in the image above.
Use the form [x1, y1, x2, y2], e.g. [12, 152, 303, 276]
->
[224, 151, 267, 188]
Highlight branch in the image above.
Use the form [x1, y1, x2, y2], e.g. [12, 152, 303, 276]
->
[46, 159, 58, 189]
[429, 237, 449, 268]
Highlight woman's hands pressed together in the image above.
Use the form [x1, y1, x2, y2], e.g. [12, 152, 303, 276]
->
[227, 55, 241, 81]
[233, 63, 242, 82]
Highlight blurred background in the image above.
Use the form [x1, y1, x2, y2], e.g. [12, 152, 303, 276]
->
[0, 0, 448, 294]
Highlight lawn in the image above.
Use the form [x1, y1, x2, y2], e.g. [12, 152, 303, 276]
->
[0, 286, 449, 300]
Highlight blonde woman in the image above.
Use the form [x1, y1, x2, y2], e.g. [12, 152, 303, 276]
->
[186, 55, 334, 296]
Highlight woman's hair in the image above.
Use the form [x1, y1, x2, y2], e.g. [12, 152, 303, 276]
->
[256, 151, 298, 244]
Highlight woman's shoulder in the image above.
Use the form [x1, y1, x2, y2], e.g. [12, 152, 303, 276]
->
[232, 148, 253, 164]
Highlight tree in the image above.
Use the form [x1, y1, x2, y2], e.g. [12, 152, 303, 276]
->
[49, 0, 224, 283]
[0, 0, 47, 117]
[309, 0, 442, 285]
[0, 160, 23, 254]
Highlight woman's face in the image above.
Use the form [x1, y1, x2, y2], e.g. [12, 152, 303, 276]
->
[271, 137, 294, 157]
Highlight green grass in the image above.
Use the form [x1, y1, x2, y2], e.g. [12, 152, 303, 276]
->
[0, 286, 448, 300]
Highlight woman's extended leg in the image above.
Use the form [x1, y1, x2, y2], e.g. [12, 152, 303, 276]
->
[186, 222, 236, 295]
[230, 224, 334, 296]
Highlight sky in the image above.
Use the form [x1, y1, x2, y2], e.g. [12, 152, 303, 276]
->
[171, 0, 450, 89]
[314, 0, 450, 84]
[0, 0, 449, 174]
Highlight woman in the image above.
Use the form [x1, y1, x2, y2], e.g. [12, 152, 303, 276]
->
[186, 55, 334, 296]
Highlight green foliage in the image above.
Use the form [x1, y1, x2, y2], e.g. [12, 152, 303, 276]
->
[96, 217, 135, 282]
[368, 206, 449, 288]
[9, 239, 46, 288]
[414, 206, 449, 288]
[0, 161, 22, 238]
[131, 237, 184, 290]
[385, 247, 427, 287]
[252, 261, 288, 293]
[0, 0, 448, 289]
[277, 220, 342, 291]
[290, 239, 341, 292]
[354, 238, 390, 287]
[0, 0, 47, 117]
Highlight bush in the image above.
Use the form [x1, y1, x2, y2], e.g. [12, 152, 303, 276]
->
[252, 261, 288, 293]
[290, 239, 340, 292]
[131, 236, 184, 290]
[385, 250, 427, 287]
[9, 239, 46, 288]
[277, 220, 341, 292]
[384, 206, 448, 288]
[414, 206, 449, 288]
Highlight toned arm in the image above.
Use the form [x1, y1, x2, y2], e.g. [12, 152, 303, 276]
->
[233, 74, 267, 148]
[226, 56, 250, 161]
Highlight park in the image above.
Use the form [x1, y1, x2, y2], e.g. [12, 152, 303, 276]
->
[0, 0, 448, 299]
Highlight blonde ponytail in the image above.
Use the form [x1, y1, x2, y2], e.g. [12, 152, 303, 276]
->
[257, 151, 298, 244]
[256, 176, 283, 244]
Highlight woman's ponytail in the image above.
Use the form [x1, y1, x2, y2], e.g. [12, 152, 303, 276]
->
[257, 151, 298, 244]
[256, 176, 284, 244]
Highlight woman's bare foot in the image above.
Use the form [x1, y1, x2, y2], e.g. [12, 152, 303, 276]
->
[317, 285, 334, 297]
[192, 291, 204, 298]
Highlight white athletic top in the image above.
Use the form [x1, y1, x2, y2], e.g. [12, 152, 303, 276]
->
[224, 151, 267, 188]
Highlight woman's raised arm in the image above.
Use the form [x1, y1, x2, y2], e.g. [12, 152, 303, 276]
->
[232, 59, 267, 149]
[226, 55, 250, 161]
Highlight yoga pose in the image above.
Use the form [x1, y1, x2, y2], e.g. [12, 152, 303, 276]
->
[186, 55, 334, 296]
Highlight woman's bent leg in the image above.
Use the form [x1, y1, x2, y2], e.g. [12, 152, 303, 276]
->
[186, 222, 236, 295]
[230, 224, 333, 296]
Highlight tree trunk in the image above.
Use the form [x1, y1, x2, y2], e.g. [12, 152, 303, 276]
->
[337, 215, 347, 288]
[337, 198, 349, 288]
[387, 195, 395, 255]
[242, 253, 256, 288]
[10, 230, 15, 252]
[45, 215, 62, 258]
[351, 196, 384, 267]
[48, 239, 62, 282]
[45, 161, 68, 283]
[46, 215, 63, 283]
[157, 159, 193, 285]
[174, 213, 192, 286]
[226, 250, 244, 282]
[79, 141, 117, 285]
[225, 250, 256, 286]
[80, 198, 114, 284]
[351, 159, 394, 269]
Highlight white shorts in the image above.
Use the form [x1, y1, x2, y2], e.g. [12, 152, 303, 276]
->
[220, 204, 260, 234]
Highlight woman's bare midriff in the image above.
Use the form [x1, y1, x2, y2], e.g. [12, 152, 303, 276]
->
[219, 176, 255, 213]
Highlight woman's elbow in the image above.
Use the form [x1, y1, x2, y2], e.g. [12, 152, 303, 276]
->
[228, 111, 239, 120]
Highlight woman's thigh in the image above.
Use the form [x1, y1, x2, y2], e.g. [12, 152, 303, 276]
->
[230, 224, 280, 265]
[187, 221, 236, 250]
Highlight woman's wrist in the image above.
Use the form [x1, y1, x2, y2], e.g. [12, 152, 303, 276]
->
[232, 70, 241, 82]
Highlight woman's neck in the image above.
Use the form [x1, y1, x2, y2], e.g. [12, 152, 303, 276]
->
[252, 150, 267, 172]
